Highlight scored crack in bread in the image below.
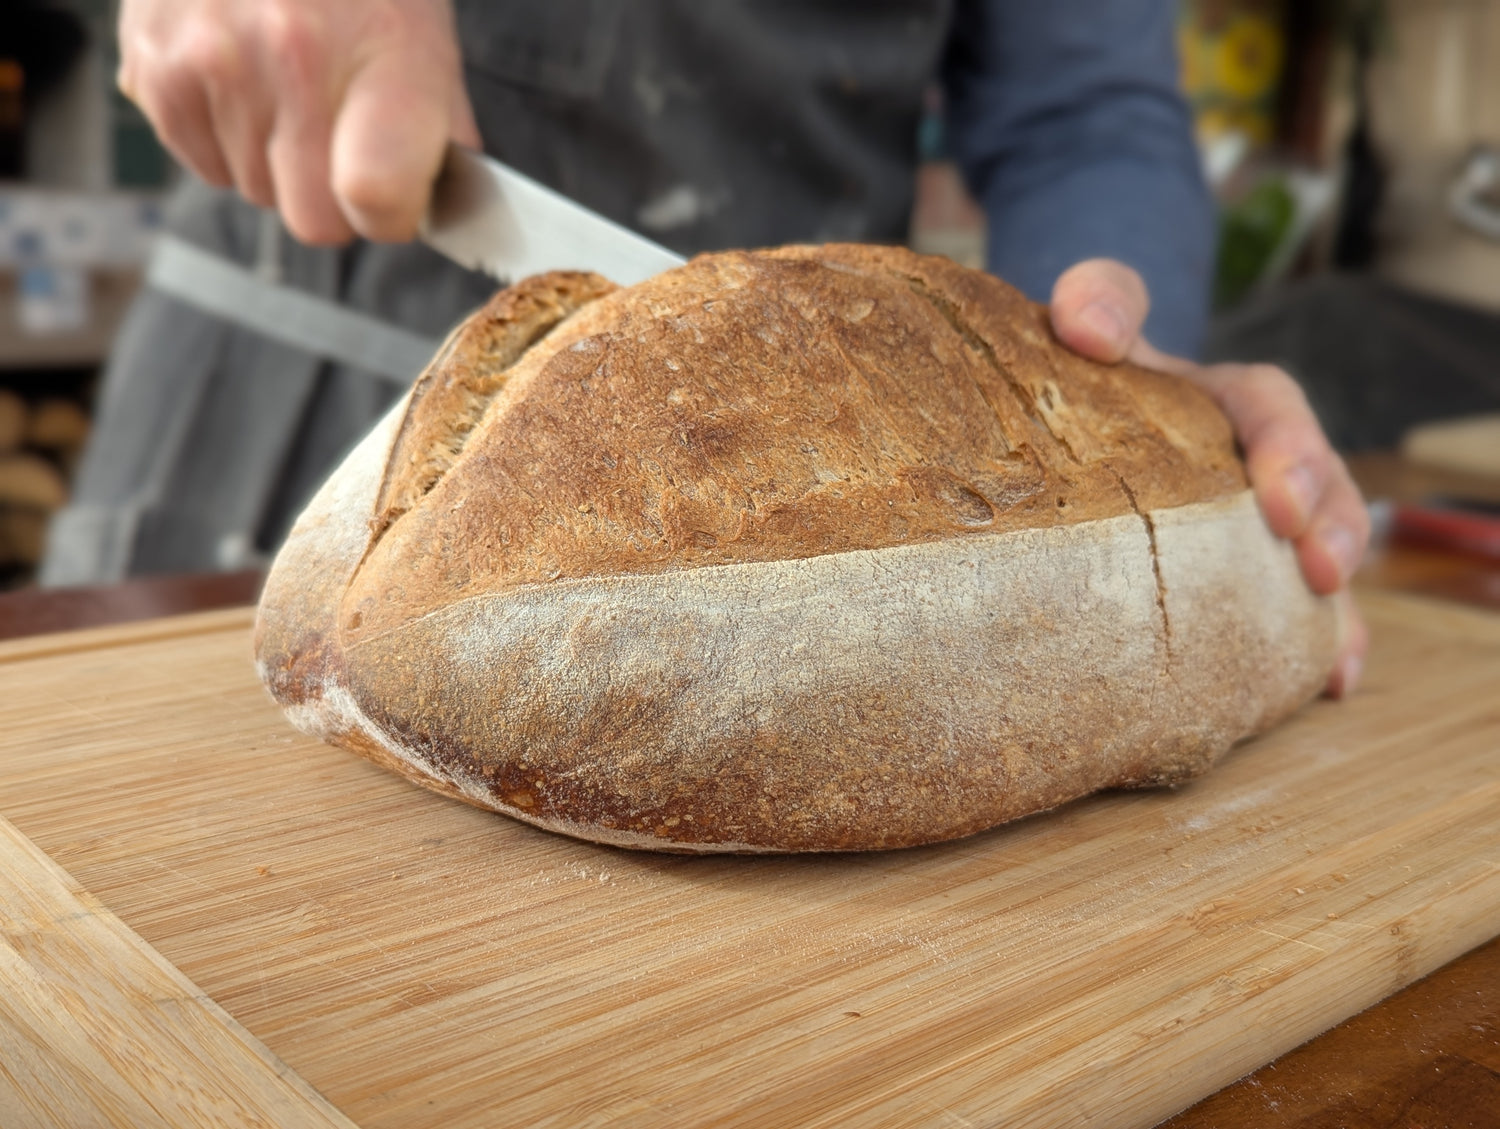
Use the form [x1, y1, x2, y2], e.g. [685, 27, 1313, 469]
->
[255, 244, 1338, 853]
[370, 271, 618, 544]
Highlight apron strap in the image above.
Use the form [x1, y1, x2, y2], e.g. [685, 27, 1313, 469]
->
[145, 235, 440, 381]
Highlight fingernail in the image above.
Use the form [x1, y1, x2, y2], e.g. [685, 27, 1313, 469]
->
[1284, 463, 1317, 523]
[1078, 301, 1128, 353]
[1319, 524, 1362, 581]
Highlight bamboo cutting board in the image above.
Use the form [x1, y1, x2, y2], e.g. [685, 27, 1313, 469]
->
[1, 591, 1498, 1129]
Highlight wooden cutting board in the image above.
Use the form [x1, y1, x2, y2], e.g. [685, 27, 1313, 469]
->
[2, 591, 1498, 1129]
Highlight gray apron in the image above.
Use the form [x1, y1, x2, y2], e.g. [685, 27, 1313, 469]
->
[43, 1, 951, 585]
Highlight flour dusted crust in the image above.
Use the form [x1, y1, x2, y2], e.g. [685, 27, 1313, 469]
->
[255, 245, 1337, 852]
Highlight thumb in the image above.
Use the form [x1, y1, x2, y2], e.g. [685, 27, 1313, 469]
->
[1050, 258, 1151, 365]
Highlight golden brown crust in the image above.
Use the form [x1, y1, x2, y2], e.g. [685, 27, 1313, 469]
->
[346, 245, 1245, 643]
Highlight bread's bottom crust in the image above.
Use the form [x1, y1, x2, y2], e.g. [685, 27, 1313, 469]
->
[264, 488, 1336, 853]
[270, 680, 788, 854]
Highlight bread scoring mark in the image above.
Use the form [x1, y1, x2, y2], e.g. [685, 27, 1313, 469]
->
[1110, 468, 1172, 655]
[895, 272, 1085, 465]
[366, 272, 618, 553]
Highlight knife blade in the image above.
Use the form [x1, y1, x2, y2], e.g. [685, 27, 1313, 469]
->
[420, 144, 686, 286]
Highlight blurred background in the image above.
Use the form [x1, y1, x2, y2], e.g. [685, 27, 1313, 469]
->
[2, 0, 1499, 591]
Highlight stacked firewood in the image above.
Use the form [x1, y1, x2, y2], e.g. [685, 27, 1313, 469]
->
[0, 387, 90, 574]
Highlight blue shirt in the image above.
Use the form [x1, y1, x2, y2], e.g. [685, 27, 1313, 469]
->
[945, 0, 1214, 357]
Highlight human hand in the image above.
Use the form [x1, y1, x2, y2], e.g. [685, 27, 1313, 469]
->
[117, 0, 479, 245]
[1049, 258, 1370, 698]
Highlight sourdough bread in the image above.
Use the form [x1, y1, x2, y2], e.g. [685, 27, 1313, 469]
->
[254, 245, 1337, 852]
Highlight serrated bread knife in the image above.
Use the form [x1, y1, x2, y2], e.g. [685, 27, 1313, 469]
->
[420, 144, 686, 286]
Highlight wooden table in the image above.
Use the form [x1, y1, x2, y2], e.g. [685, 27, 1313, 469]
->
[1, 459, 1496, 1127]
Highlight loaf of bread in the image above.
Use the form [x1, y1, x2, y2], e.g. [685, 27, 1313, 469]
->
[25, 398, 91, 454]
[0, 452, 67, 511]
[0, 389, 26, 454]
[255, 245, 1338, 853]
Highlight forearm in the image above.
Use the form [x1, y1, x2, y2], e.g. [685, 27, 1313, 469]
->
[979, 152, 1213, 358]
[944, 0, 1214, 357]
